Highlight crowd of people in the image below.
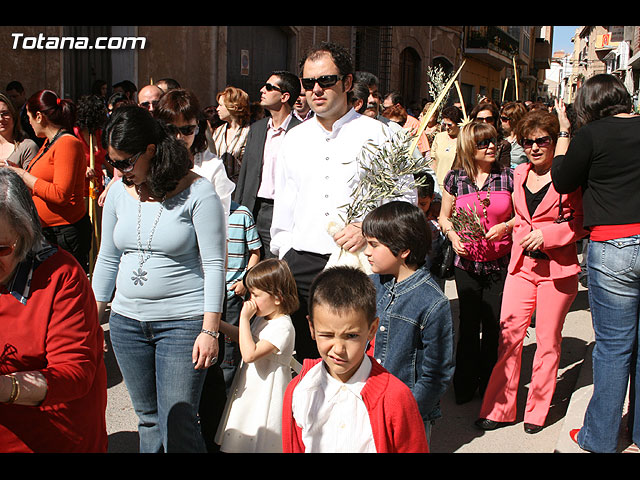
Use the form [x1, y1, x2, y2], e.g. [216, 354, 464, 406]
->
[1, 41, 639, 454]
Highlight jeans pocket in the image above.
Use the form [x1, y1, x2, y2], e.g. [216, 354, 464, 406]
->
[598, 237, 640, 275]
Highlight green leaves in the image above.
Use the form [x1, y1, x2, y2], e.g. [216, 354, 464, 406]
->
[340, 128, 432, 224]
[450, 203, 487, 243]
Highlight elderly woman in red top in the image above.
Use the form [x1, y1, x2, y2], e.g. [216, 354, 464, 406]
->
[0, 168, 107, 453]
[4, 90, 91, 272]
[475, 110, 587, 434]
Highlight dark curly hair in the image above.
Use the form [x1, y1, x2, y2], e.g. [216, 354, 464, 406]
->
[102, 105, 192, 198]
[76, 94, 108, 133]
[441, 105, 464, 124]
[300, 41, 354, 83]
[515, 109, 560, 146]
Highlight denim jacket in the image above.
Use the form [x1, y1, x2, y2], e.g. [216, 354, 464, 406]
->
[371, 265, 455, 421]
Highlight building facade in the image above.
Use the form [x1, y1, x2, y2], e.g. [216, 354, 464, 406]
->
[561, 26, 640, 110]
[2, 25, 553, 115]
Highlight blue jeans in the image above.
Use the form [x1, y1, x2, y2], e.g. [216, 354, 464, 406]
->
[578, 235, 640, 453]
[109, 312, 208, 453]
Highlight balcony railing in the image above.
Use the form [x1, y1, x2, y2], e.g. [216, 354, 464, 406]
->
[465, 26, 519, 65]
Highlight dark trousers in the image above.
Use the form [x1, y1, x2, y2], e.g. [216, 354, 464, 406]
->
[42, 214, 92, 273]
[253, 198, 275, 259]
[282, 249, 329, 361]
[452, 265, 507, 403]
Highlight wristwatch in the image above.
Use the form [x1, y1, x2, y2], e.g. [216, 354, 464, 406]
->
[558, 131, 570, 138]
[201, 328, 220, 339]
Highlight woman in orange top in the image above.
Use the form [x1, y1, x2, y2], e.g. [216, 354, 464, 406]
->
[3, 90, 91, 272]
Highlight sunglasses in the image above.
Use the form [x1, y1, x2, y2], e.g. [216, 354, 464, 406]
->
[0, 241, 17, 257]
[500, 115, 511, 122]
[521, 136, 552, 149]
[300, 74, 343, 90]
[139, 100, 158, 110]
[105, 150, 144, 173]
[476, 115, 494, 123]
[263, 82, 283, 93]
[168, 123, 199, 137]
[476, 137, 497, 149]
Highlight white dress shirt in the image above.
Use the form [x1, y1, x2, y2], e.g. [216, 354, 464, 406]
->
[291, 355, 377, 453]
[256, 114, 292, 200]
[270, 108, 401, 258]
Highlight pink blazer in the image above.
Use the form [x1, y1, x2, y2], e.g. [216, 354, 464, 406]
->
[509, 163, 589, 279]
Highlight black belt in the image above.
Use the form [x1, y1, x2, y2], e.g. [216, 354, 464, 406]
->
[523, 249, 549, 260]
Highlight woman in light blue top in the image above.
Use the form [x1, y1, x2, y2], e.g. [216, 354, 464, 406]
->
[92, 106, 226, 453]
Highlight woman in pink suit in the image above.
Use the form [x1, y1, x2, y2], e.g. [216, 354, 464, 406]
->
[475, 110, 588, 434]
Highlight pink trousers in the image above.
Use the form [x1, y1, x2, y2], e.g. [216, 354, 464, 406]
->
[479, 256, 578, 427]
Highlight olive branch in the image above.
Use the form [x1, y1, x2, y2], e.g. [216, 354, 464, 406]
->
[339, 128, 432, 225]
[450, 203, 487, 243]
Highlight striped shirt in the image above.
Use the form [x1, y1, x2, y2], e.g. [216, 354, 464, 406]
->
[226, 201, 262, 299]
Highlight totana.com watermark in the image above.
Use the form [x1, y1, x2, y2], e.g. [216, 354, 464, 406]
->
[11, 33, 146, 50]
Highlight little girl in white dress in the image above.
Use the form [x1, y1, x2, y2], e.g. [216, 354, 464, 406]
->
[215, 258, 298, 452]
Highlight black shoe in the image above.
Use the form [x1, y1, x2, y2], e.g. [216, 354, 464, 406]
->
[474, 418, 509, 431]
[524, 423, 544, 434]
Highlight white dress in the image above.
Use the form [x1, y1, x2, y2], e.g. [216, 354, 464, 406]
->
[215, 314, 295, 453]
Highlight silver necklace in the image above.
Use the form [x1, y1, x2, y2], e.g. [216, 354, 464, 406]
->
[132, 186, 165, 286]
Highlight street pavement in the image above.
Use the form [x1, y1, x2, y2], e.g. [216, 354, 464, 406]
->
[102, 264, 635, 454]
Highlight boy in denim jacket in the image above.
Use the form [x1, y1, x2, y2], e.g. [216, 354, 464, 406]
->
[363, 200, 455, 444]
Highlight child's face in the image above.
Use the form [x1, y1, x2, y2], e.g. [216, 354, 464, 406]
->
[417, 195, 433, 215]
[364, 236, 408, 277]
[249, 288, 280, 320]
[308, 304, 378, 383]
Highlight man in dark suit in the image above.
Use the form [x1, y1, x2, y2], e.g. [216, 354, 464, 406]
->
[234, 71, 301, 259]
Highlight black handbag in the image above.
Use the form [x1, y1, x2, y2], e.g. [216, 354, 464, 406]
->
[431, 170, 457, 280]
[431, 236, 455, 279]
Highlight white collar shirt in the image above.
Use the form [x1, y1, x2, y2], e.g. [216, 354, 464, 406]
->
[291, 355, 376, 453]
[257, 113, 292, 200]
[270, 108, 404, 258]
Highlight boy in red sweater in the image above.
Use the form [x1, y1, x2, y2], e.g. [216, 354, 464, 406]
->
[282, 266, 428, 453]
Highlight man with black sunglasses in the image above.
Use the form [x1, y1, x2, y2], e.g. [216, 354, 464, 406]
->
[270, 42, 415, 361]
[234, 70, 301, 261]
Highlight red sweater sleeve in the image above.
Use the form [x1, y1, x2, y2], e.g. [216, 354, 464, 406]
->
[39, 255, 104, 405]
[364, 360, 429, 453]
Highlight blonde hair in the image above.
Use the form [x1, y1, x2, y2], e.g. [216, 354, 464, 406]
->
[244, 259, 299, 315]
[455, 122, 498, 181]
[216, 86, 250, 126]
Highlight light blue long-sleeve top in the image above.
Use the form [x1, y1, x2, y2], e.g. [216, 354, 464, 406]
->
[92, 177, 226, 321]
